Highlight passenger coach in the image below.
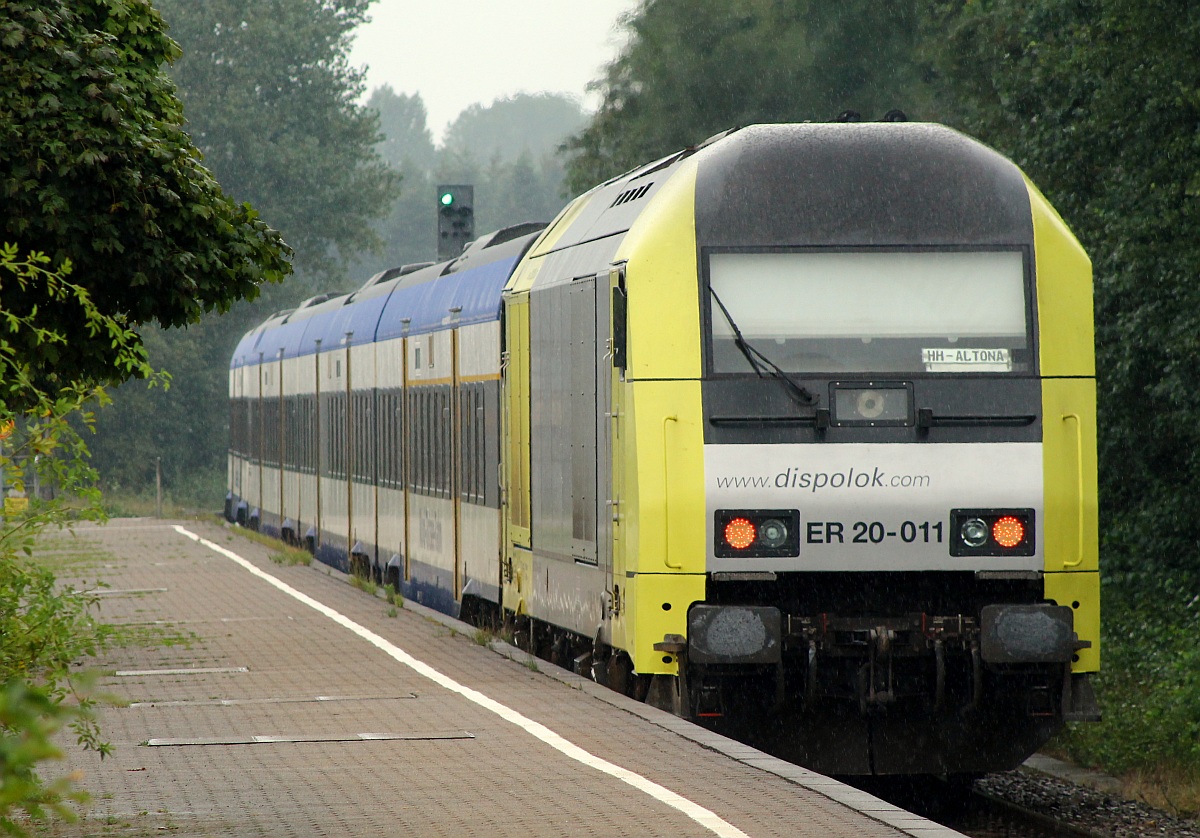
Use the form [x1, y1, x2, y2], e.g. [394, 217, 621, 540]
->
[228, 123, 1100, 776]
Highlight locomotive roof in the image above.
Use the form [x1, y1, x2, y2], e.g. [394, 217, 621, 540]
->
[527, 123, 1032, 264]
[692, 123, 1033, 249]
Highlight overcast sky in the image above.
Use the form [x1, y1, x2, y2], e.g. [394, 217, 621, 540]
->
[349, 0, 640, 141]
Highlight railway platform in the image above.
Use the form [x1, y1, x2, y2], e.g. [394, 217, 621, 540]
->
[44, 518, 965, 837]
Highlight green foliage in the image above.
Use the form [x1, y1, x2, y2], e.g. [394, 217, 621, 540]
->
[86, 317, 244, 504]
[0, 0, 292, 393]
[371, 85, 436, 174]
[442, 93, 586, 167]
[354, 90, 583, 278]
[1059, 572, 1200, 776]
[923, 0, 1200, 576]
[564, 0, 935, 192]
[361, 86, 438, 273]
[0, 680, 90, 834]
[0, 248, 137, 833]
[268, 546, 311, 567]
[88, 0, 403, 500]
[156, 0, 399, 279]
[349, 573, 377, 597]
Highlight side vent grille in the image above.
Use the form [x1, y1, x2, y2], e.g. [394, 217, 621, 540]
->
[609, 182, 653, 208]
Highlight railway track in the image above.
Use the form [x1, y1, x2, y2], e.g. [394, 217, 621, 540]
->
[945, 785, 1099, 838]
[858, 770, 1200, 838]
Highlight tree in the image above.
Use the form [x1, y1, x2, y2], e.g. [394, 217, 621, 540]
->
[87, 0, 402, 502]
[156, 0, 398, 279]
[352, 92, 584, 279]
[2, 1, 292, 821]
[923, 0, 1200, 575]
[0, 0, 291, 394]
[442, 93, 586, 165]
[371, 84, 436, 174]
[362, 86, 438, 271]
[563, 0, 935, 192]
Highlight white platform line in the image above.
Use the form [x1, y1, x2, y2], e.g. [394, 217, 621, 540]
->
[175, 525, 748, 838]
[115, 667, 248, 677]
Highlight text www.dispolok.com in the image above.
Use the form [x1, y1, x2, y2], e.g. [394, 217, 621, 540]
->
[714, 467, 931, 492]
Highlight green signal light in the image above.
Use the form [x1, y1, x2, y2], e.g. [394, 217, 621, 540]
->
[440, 192, 454, 206]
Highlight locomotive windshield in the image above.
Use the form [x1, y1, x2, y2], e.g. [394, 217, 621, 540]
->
[706, 250, 1031, 375]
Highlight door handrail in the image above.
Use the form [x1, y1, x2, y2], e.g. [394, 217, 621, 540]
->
[1062, 413, 1085, 568]
[663, 415, 681, 569]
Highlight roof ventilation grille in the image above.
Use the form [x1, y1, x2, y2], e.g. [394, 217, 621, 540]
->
[609, 182, 653, 208]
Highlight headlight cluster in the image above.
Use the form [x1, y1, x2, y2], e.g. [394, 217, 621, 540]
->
[715, 509, 800, 558]
[950, 509, 1034, 556]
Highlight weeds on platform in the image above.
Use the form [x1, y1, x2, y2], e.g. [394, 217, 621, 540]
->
[349, 572, 378, 597]
[267, 545, 311, 566]
[471, 623, 515, 648]
[233, 526, 304, 555]
[106, 622, 197, 651]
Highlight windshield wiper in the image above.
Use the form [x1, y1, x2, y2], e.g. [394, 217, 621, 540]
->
[709, 287, 818, 407]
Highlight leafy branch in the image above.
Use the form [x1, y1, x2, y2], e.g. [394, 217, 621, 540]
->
[0, 243, 162, 832]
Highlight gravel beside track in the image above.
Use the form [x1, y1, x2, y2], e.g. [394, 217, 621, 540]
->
[978, 769, 1200, 837]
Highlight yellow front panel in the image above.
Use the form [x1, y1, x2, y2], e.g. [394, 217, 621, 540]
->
[1043, 571, 1100, 672]
[629, 379, 707, 575]
[1042, 378, 1099, 573]
[1028, 179, 1095, 378]
[623, 378, 707, 673]
[625, 571, 706, 675]
[615, 160, 703, 381]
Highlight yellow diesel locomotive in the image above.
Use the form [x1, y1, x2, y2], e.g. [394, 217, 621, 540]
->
[228, 122, 1100, 776]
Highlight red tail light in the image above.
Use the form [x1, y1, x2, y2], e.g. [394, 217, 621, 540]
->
[724, 518, 757, 550]
[992, 516, 1025, 548]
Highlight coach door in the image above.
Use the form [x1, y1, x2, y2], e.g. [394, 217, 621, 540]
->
[451, 322, 463, 601]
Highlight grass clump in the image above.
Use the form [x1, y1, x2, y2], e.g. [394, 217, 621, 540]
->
[349, 573, 377, 597]
[267, 546, 311, 567]
[471, 622, 514, 648]
[1055, 570, 1200, 816]
[472, 627, 494, 647]
[106, 622, 197, 650]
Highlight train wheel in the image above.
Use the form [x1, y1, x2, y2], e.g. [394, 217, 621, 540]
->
[606, 653, 633, 695]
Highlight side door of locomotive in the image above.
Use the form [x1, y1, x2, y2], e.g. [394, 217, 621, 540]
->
[599, 266, 625, 641]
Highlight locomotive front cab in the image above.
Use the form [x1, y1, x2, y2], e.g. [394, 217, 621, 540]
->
[641, 124, 1100, 776]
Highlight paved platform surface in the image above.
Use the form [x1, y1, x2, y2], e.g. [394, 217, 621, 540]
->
[41, 518, 964, 837]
